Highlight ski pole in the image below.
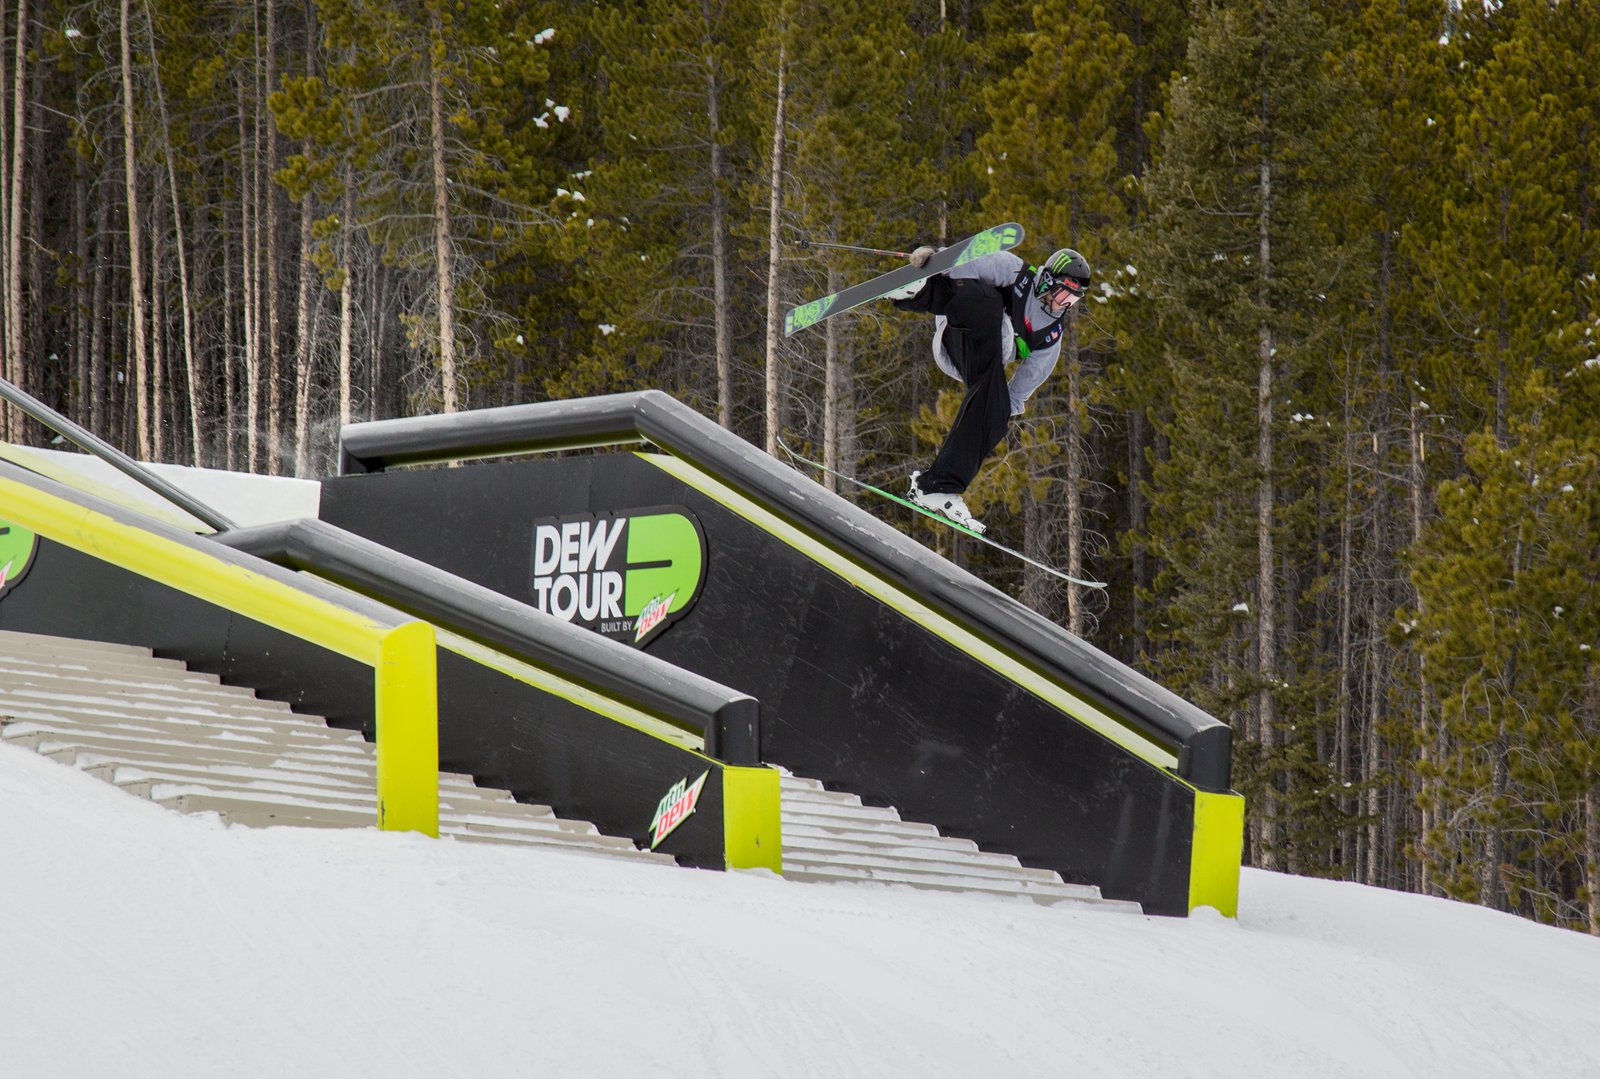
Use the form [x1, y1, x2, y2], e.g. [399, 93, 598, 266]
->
[800, 239, 915, 259]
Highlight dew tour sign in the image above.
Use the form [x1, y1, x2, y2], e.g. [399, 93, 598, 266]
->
[0, 519, 37, 600]
[529, 507, 706, 647]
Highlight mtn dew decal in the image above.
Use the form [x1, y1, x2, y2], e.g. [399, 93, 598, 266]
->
[0, 520, 37, 600]
[649, 770, 709, 849]
[529, 507, 706, 647]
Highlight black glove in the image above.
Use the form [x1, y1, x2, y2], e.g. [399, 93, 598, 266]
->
[909, 245, 936, 268]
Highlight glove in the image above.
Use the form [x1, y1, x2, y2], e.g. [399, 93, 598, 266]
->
[909, 245, 936, 268]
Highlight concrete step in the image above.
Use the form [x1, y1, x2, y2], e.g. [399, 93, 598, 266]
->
[780, 859, 1138, 909]
[779, 830, 1027, 870]
[86, 764, 536, 817]
[1, 706, 370, 745]
[0, 663, 295, 712]
[48, 743, 486, 793]
[5, 717, 371, 762]
[0, 682, 322, 726]
[78, 759, 506, 802]
[0, 629, 164, 660]
[0, 628, 664, 865]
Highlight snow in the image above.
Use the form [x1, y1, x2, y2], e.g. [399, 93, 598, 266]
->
[6, 461, 1600, 1076]
[6, 743, 1599, 1077]
[20, 446, 319, 527]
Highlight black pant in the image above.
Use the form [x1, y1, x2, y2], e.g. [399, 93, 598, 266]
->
[893, 276, 1010, 494]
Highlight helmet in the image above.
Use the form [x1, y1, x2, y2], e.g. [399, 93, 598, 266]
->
[1035, 248, 1091, 303]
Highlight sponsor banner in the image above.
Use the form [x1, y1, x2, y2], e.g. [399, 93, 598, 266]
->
[528, 506, 706, 647]
[0, 519, 37, 600]
[650, 770, 709, 849]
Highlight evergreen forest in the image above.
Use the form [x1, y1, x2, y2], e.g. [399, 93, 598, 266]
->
[1, 0, 1598, 933]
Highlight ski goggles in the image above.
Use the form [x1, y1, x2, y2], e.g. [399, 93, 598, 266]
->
[1043, 282, 1084, 311]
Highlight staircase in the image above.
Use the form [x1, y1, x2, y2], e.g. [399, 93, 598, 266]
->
[778, 771, 1141, 911]
[0, 628, 671, 863]
[1, 628, 1142, 910]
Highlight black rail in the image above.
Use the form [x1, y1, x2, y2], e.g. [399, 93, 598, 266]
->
[0, 376, 236, 534]
[214, 517, 761, 765]
[338, 390, 1233, 791]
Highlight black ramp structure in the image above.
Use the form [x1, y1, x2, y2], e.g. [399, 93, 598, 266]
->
[324, 391, 1245, 916]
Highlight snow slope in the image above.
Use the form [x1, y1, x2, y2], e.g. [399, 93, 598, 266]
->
[4, 740, 1598, 1079]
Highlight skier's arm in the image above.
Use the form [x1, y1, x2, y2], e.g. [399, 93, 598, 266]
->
[1007, 338, 1061, 416]
[944, 250, 1025, 288]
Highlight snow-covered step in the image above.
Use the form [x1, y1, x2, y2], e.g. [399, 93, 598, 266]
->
[0, 629, 668, 865]
[777, 773, 1140, 912]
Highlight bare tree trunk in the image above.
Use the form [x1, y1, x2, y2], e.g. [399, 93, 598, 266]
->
[1586, 783, 1600, 937]
[338, 166, 353, 429]
[822, 265, 841, 492]
[237, 73, 260, 470]
[0, 1, 10, 439]
[263, 0, 286, 469]
[120, 0, 151, 459]
[700, 2, 733, 431]
[73, 161, 89, 424]
[222, 196, 237, 470]
[293, 195, 315, 473]
[150, 192, 166, 460]
[7, 0, 26, 416]
[1022, 482, 1047, 612]
[1336, 386, 1356, 877]
[1128, 408, 1147, 649]
[762, 44, 786, 457]
[146, 12, 202, 465]
[1256, 153, 1279, 869]
[90, 197, 108, 435]
[1065, 325, 1084, 636]
[371, 267, 389, 420]
[1409, 391, 1439, 893]
[427, 3, 459, 414]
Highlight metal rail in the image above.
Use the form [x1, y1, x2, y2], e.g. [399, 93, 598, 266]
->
[0, 377, 236, 533]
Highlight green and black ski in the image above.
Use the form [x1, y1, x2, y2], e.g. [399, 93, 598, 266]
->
[783, 223, 1024, 337]
[777, 439, 1107, 589]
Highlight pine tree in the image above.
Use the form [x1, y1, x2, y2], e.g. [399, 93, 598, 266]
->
[971, 0, 1131, 632]
[1130, 0, 1349, 869]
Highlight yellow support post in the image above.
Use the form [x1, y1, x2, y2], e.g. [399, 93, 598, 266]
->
[720, 765, 782, 872]
[375, 620, 440, 837]
[1188, 790, 1246, 917]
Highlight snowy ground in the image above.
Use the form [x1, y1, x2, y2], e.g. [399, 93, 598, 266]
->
[6, 453, 1600, 1076]
[4, 740, 1598, 1078]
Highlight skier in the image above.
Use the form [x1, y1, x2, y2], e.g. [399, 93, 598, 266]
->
[885, 244, 1091, 534]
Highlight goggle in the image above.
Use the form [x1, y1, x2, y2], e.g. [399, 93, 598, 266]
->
[1045, 283, 1083, 310]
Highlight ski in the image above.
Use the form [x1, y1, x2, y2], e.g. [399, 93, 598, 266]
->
[777, 439, 1108, 590]
[783, 223, 1025, 337]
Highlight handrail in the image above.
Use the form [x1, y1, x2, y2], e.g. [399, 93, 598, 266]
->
[336, 390, 1233, 791]
[0, 376, 236, 533]
[213, 517, 762, 765]
[0, 462, 437, 835]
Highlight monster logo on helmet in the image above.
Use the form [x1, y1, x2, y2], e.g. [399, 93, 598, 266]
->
[0, 519, 37, 599]
[1035, 247, 1092, 302]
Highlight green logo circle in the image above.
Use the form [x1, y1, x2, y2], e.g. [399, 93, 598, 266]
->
[0, 519, 37, 598]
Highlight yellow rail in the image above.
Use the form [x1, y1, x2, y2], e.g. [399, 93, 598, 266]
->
[0, 473, 439, 836]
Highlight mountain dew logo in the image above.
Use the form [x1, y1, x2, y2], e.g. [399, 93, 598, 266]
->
[650, 770, 709, 849]
[530, 507, 706, 647]
[953, 223, 1023, 267]
[0, 520, 37, 600]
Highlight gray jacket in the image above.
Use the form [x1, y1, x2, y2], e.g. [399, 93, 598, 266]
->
[931, 251, 1065, 416]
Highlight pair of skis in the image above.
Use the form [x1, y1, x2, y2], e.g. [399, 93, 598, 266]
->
[780, 223, 1105, 590]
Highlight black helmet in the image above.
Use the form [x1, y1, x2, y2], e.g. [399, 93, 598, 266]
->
[1035, 248, 1091, 301]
